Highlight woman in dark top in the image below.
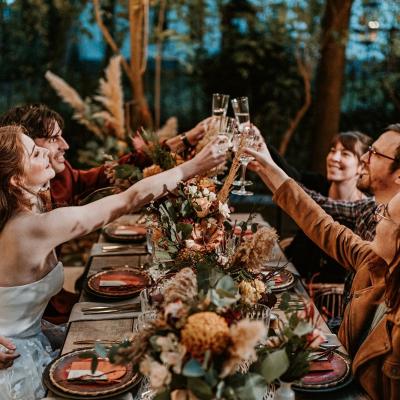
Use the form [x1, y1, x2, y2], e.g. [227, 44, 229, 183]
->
[273, 131, 372, 283]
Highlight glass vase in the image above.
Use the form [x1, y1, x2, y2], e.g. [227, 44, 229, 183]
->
[274, 380, 295, 400]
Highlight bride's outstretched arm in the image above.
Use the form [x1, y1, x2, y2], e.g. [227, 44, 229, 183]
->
[20, 140, 225, 255]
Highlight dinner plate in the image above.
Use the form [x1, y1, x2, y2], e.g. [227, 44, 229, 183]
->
[262, 268, 296, 292]
[86, 268, 150, 300]
[43, 348, 140, 399]
[103, 223, 147, 243]
[293, 351, 351, 392]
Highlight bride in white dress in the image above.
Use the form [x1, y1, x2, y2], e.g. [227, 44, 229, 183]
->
[0, 125, 225, 399]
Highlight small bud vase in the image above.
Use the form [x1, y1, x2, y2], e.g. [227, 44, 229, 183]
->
[274, 380, 295, 400]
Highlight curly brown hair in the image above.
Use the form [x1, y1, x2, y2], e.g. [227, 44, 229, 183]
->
[0, 125, 31, 231]
[0, 104, 64, 139]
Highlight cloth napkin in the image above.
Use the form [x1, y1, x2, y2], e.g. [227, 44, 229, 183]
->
[69, 300, 141, 322]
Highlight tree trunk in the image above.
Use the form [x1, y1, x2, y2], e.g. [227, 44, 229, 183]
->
[311, 0, 354, 173]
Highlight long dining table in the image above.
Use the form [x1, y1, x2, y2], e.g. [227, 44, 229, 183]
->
[46, 213, 369, 400]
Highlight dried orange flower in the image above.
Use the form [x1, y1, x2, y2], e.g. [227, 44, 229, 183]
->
[181, 312, 230, 359]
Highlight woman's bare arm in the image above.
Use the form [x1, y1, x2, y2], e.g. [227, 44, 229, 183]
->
[15, 140, 225, 257]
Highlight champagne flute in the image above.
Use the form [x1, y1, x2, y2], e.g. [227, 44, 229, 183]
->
[231, 97, 252, 187]
[231, 127, 256, 196]
[231, 97, 250, 132]
[212, 93, 230, 117]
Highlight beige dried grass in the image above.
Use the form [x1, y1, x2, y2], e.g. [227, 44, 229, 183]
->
[93, 55, 125, 139]
[45, 70, 104, 138]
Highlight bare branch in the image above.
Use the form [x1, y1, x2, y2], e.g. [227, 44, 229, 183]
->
[279, 52, 312, 155]
[93, 0, 135, 86]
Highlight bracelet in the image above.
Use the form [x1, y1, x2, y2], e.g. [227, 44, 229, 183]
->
[180, 134, 191, 148]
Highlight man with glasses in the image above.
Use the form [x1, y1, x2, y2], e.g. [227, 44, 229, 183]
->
[297, 124, 400, 306]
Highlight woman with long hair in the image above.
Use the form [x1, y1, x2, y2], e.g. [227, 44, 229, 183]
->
[0, 125, 225, 399]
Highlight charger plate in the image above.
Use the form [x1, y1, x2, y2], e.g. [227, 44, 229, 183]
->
[43, 348, 140, 399]
[293, 351, 351, 393]
[103, 223, 147, 243]
[86, 268, 150, 300]
[262, 268, 296, 292]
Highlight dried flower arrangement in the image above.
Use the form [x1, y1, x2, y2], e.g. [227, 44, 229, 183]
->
[96, 268, 275, 400]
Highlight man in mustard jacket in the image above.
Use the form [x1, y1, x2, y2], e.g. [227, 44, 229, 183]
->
[247, 133, 400, 400]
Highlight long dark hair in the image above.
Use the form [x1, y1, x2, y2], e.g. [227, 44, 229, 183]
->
[0, 125, 31, 231]
[385, 227, 400, 311]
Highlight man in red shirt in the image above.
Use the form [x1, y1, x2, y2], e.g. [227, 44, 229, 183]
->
[0, 104, 206, 207]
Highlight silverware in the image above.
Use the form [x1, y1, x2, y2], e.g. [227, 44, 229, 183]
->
[309, 346, 340, 361]
[83, 308, 139, 315]
[73, 340, 118, 345]
[101, 245, 147, 254]
[81, 303, 140, 313]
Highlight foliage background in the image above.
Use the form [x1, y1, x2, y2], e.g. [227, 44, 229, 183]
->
[1, 0, 400, 169]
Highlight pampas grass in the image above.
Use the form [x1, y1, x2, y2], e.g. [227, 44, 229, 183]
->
[46, 56, 126, 139]
[93, 55, 125, 139]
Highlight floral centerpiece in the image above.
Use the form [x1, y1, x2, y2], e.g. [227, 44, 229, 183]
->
[147, 169, 279, 307]
[101, 268, 273, 400]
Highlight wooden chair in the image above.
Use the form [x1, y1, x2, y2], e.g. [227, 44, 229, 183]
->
[311, 283, 344, 322]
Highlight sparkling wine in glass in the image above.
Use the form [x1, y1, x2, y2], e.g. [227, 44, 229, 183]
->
[231, 97, 250, 132]
[231, 127, 256, 196]
[212, 93, 230, 117]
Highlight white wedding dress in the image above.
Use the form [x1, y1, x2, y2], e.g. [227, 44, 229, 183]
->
[0, 262, 64, 400]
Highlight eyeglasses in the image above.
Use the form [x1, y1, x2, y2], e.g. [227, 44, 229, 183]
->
[367, 146, 396, 163]
[374, 203, 396, 224]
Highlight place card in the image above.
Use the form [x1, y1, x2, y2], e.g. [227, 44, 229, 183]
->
[308, 360, 334, 372]
[68, 361, 108, 381]
[99, 280, 129, 287]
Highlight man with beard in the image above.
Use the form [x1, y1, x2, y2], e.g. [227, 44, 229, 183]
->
[274, 124, 400, 307]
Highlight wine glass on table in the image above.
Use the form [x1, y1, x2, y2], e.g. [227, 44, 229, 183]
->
[231, 127, 256, 196]
[231, 97, 253, 188]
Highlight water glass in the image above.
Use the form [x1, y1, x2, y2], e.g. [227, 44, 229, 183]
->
[245, 303, 271, 345]
[212, 93, 230, 117]
[135, 310, 158, 332]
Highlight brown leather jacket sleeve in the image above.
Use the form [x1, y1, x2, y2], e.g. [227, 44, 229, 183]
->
[273, 179, 374, 272]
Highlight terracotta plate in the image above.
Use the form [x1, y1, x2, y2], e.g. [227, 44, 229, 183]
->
[262, 268, 296, 292]
[86, 268, 150, 300]
[43, 348, 140, 398]
[293, 352, 351, 391]
[103, 224, 147, 243]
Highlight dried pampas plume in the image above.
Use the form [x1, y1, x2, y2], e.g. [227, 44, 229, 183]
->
[45, 70, 85, 113]
[217, 135, 245, 204]
[163, 268, 198, 305]
[45, 70, 103, 138]
[93, 55, 125, 139]
[157, 117, 178, 141]
[232, 227, 279, 273]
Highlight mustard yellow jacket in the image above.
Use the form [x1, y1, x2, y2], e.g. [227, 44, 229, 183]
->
[274, 179, 400, 400]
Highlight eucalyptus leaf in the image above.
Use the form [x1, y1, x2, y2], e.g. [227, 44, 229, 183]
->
[94, 343, 108, 358]
[216, 275, 236, 293]
[187, 377, 214, 399]
[293, 320, 313, 337]
[176, 222, 193, 240]
[260, 349, 289, 383]
[229, 373, 267, 400]
[182, 358, 205, 377]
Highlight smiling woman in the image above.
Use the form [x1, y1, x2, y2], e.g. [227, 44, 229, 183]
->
[0, 124, 225, 399]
